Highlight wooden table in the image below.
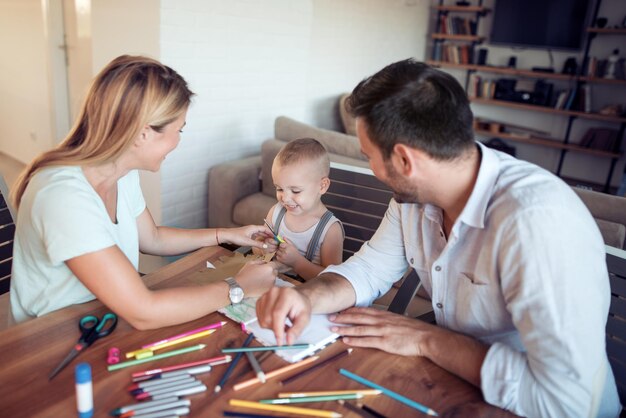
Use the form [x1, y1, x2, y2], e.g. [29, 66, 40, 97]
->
[0, 246, 516, 417]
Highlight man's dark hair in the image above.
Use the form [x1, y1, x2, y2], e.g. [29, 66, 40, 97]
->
[347, 59, 474, 160]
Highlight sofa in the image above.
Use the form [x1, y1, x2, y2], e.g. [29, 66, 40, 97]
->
[208, 114, 626, 251]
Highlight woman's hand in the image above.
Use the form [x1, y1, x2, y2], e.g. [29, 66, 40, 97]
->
[235, 260, 277, 298]
[219, 225, 272, 249]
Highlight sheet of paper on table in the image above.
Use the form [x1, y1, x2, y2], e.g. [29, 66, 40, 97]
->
[219, 278, 339, 363]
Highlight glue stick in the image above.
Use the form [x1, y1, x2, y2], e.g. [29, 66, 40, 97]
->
[75, 363, 93, 418]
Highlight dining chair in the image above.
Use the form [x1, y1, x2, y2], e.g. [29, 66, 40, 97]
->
[0, 175, 15, 295]
[606, 245, 626, 406]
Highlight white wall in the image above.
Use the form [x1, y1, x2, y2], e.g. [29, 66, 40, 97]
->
[159, 0, 429, 229]
[0, 0, 56, 164]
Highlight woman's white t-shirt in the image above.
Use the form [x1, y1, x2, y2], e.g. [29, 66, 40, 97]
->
[10, 166, 146, 323]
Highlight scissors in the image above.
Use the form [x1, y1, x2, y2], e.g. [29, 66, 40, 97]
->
[48, 312, 118, 380]
[263, 219, 285, 244]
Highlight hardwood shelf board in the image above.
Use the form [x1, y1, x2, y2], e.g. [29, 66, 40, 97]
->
[430, 61, 626, 85]
[587, 28, 626, 35]
[431, 33, 484, 42]
[578, 76, 626, 85]
[475, 129, 621, 158]
[470, 97, 626, 123]
[433, 5, 490, 13]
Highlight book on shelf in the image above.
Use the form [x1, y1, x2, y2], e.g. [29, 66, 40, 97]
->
[554, 90, 569, 109]
[578, 128, 619, 151]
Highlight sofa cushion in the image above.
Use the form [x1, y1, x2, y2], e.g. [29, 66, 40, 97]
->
[233, 193, 276, 227]
[595, 219, 626, 249]
[339, 93, 357, 136]
[274, 116, 365, 162]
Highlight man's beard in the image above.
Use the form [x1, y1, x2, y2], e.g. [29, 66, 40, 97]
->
[384, 161, 421, 204]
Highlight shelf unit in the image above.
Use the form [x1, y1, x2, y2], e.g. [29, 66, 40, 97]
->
[428, 0, 626, 193]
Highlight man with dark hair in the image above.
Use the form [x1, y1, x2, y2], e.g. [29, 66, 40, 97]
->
[256, 59, 620, 417]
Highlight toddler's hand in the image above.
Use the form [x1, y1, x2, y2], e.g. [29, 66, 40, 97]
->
[275, 238, 302, 268]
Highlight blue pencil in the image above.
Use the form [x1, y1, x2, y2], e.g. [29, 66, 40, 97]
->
[215, 333, 254, 393]
[339, 368, 438, 416]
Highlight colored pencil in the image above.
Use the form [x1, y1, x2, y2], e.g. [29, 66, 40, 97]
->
[259, 393, 363, 404]
[126, 329, 216, 358]
[280, 348, 353, 385]
[132, 355, 230, 380]
[229, 399, 342, 418]
[223, 411, 292, 418]
[233, 356, 319, 391]
[233, 351, 273, 381]
[142, 321, 226, 348]
[278, 389, 381, 398]
[108, 344, 207, 371]
[337, 400, 378, 418]
[338, 369, 438, 416]
[110, 397, 180, 416]
[215, 333, 254, 393]
[361, 404, 389, 418]
[131, 406, 190, 418]
[118, 399, 190, 417]
[245, 351, 266, 383]
[222, 344, 311, 353]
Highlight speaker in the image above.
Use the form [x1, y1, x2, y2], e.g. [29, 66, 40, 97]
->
[494, 78, 517, 100]
[562, 57, 578, 75]
[508, 56, 517, 68]
[533, 80, 554, 106]
[476, 48, 488, 66]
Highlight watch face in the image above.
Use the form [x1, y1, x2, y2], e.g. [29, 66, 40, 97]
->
[229, 287, 244, 304]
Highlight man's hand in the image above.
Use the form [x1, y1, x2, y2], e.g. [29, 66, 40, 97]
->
[256, 286, 312, 346]
[329, 307, 436, 357]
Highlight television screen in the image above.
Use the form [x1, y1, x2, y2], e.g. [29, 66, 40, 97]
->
[489, 0, 591, 50]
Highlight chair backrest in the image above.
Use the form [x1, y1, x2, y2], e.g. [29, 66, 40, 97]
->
[606, 245, 626, 405]
[0, 175, 15, 294]
[322, 162, 392, 262]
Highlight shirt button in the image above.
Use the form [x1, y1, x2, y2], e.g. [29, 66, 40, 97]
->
[410, 258, 414, 264]
[435, 266, 441, 272]
[436, 302, 443, 309]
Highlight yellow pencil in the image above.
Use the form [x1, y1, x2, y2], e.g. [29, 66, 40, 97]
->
[278, 389, 382, 398]
[126, 329, 216, 358]
[233, 356, 319, 391]
[229, 399, 342, 418]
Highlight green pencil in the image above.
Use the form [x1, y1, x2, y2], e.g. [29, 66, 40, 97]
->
[259, 393, 363, 404]
[108, 344, 206, 371]
[221, 344, 311, 353]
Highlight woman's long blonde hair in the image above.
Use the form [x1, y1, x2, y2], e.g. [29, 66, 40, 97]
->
[11, 55, 194, 209]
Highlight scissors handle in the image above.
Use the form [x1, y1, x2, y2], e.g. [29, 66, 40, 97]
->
[80, 313, 118, 345]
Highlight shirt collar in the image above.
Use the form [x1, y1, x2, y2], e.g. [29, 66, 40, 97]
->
[456, 142, 500, 229]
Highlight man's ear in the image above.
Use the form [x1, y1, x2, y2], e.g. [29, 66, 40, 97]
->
[391, 143, 415, 176]
[320, 176, 330, 194]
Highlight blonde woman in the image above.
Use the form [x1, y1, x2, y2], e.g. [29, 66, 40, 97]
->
[10, 55, 276, 329]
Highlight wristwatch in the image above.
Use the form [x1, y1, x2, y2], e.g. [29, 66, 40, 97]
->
[224, 277, 244, 304]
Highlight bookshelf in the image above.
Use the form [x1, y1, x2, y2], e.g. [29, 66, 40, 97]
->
[428, 0, 626, 192]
